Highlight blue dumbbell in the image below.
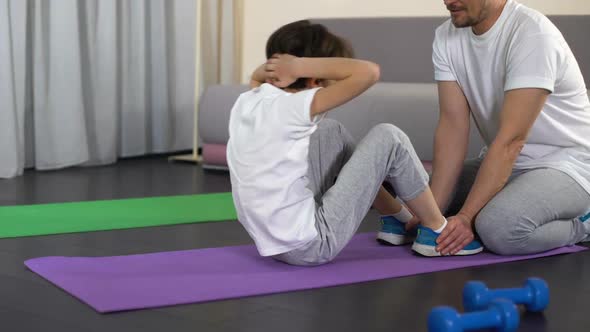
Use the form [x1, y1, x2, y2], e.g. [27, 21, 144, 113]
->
[428, 299, 519, 332]
[463, 277, 549, 312]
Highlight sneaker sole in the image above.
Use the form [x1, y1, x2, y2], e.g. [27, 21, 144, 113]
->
[411, 242, 483, 257]
[376, 232, 414, 246]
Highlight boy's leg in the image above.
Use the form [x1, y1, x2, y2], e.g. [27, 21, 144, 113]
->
[272, 119, 354, 266]
[308, 119, 404, 218]
[373, 186, 406, 215]
[475, 168, 590, 255]
[375, 158, 483, 243]
[276, 123, 430, 265]
[305, 119, 405, 216]
[305, 119, 356, 204]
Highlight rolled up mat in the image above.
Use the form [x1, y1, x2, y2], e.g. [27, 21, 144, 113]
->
[200, 143, 434, 174]
[0, 193, 236, 238]
[201, 143, 228, 168]
[25, 233, 586, 313]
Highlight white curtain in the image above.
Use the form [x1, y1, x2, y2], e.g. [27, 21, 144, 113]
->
[0, 0, 197, 178]
[201, 0, 241, 86]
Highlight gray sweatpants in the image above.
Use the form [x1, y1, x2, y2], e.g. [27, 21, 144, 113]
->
[446, 158, 590, 255]
[273, 119, 429, 266]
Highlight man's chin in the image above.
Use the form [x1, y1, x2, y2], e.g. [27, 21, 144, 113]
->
[451, 18, 471, 28]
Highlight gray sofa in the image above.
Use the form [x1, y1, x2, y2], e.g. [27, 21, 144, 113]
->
[198, 16, 590, 169]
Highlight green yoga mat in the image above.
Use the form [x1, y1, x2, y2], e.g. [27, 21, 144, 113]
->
[0, 193, 236, 238]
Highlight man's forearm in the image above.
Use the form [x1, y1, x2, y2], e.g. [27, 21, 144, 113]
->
[458, 142, 521, 222]
[430, 118, 469, 211]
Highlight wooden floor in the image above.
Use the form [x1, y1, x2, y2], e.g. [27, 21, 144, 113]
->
[0, 156, 588, 331]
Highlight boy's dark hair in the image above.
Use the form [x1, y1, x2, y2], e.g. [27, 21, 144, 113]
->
[266, 20, 354, 90]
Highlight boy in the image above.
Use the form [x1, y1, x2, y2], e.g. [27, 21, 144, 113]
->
[227, 20, 482, 265]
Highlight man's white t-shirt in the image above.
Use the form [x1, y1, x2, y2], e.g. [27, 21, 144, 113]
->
[227, 83, 322, 256]
[433, 0, 590, 195]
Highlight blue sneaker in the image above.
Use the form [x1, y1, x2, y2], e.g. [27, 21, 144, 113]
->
[377, 215, 417, 245]
[411, 225, 483, 257]
[576, 210, 590, 242]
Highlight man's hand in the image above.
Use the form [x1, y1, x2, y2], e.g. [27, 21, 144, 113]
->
[436, 214, 474, 255]
[264, 54, 300, 88]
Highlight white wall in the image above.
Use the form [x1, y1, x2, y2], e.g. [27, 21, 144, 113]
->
[240, 0, 590, 82]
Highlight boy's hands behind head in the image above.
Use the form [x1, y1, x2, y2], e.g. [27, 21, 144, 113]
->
[265, 54, 300, 88]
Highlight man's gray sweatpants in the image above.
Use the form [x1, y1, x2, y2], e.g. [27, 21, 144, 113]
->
[446, 158, 590, 255]
[273, 119, 429, 266]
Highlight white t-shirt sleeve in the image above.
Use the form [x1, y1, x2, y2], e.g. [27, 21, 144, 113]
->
[433, 27, 457, 82]
[505, 33, 564, 93]
[276, 87, 323, 126]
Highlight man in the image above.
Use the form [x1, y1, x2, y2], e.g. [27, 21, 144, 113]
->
[430, 0, 590, 255]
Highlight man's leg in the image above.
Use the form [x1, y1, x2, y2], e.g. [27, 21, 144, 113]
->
[475, 168, 590, 255]
[275, 123, 431, 265]
[444, 158, 482, 216]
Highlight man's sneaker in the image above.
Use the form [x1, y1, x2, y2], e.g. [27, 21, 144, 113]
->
[411, 225, 483, 257]
[576, 210, 590, 224]
[377, 215, 417, 245]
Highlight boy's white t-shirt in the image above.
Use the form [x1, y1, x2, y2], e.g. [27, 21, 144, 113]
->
[433, 0, 590, 195]
[227, 83, 322, 256]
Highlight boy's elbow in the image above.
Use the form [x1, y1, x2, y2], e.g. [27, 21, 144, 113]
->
[368, 62, 380, 83]
[351, 61, 380, 85]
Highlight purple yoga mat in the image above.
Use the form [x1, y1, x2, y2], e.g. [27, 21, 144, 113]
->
[25, 233, 586, 313]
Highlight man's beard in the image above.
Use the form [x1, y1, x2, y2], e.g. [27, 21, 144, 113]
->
[451, 15, 479, 28]
[448, 0, 488, 28]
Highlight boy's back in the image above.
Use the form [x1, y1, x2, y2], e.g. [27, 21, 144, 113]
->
[227, 83, 322, 257]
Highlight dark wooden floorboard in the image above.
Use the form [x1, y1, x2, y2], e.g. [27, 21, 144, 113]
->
[0, 157, 588, 331]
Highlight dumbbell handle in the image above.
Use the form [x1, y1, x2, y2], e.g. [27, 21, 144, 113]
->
[489, 287, 532, 303]
[460, 308, 504, 330]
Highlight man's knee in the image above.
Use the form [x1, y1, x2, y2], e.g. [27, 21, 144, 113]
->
[475, 204, 531, 255]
